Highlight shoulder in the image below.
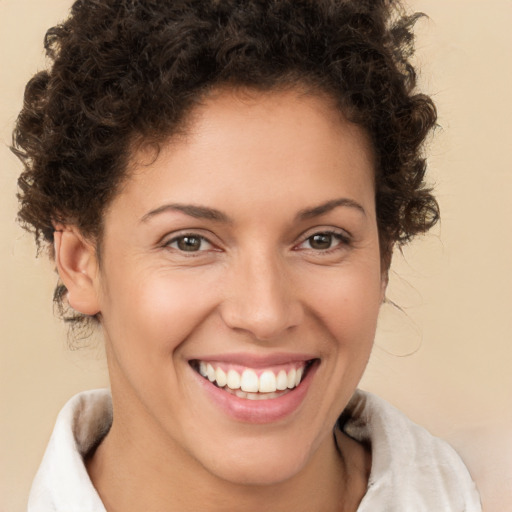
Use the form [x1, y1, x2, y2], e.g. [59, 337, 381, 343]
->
[340, 390, 482, 512]
[28, 389, 111, 512]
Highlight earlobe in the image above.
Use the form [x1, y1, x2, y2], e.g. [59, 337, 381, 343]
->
[54, 227, 101, 316]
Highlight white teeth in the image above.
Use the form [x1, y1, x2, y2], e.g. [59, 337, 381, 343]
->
[215, 367, 227, 388]
[226, 369, 241, 390]
[246, 391, 283, 400]
[259, 370, 277, 393]
[295, 367, 303, 387]
[276, 370, 288, 391]
[224, 387, 286, 401]
[240, 369, 259, 392]
[195, 360, 310, 395]
[287, 368, 296, 389]
[206, 363, 216, 382]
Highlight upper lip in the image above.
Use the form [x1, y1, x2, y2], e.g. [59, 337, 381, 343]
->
[188, 352, 318, 368]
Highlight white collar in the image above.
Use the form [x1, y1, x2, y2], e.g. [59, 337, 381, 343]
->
[28, 388, 481, 511]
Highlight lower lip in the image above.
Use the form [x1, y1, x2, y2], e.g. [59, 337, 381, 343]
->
[192, 362, 318, 424]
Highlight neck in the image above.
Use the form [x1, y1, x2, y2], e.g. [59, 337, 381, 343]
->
[86, 388, 369, 512]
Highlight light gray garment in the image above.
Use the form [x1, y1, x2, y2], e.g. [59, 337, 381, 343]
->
[28, 389, 482, 511]
[342, 391, 482, 511]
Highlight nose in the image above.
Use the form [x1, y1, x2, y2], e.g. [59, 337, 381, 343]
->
[219, 250, 304, 341]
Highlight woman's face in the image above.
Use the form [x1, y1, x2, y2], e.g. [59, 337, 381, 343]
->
[86, 88, 385, 485]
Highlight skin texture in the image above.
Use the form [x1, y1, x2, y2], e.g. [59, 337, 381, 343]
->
[55, 88, 384, 512]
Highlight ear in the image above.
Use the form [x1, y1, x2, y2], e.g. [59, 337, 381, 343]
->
[54, 226, 101, 316]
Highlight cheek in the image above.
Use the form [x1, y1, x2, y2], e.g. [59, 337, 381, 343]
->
[100, 266, 221, 365]
[305, 264, 383, 343]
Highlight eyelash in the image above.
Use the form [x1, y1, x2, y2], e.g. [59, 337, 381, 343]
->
[164, 233, 216, 254]
[163, 229, 351, 255]
[294, 230, 351, 254]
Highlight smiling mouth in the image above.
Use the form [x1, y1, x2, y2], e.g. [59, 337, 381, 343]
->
[190, 359, 317, 400]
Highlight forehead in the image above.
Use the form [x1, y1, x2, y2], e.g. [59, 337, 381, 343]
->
[117, 88, 376, 221]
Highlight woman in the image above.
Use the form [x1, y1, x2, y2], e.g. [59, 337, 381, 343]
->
[13, 0, 481, 510]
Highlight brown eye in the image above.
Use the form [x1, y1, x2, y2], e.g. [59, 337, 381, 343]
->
[177, 236, 202, 251]
[167, 234, 212, 252]
[296, 231, 350, 253]
[308, 233, 335, 250]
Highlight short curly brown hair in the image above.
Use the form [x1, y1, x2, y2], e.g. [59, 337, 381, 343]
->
[12, 0, 438, 324]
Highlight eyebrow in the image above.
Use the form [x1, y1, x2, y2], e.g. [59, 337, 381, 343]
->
[141, 197, 365, 224]
[296, 198, 366, 220]
[140, 203, 231, 223]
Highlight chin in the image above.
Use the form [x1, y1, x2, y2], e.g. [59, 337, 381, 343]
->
[207, 453, 308, 487]
[193, 432, 318, 487]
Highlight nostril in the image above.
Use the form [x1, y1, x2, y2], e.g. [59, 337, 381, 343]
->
[218, 259, 304, 340]
[219, 300, 303, 341]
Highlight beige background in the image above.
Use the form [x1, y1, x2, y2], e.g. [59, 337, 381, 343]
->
[1, 1, 511, 511]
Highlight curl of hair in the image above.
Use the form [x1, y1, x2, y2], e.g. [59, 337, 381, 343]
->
[12, 0, 439, 327]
